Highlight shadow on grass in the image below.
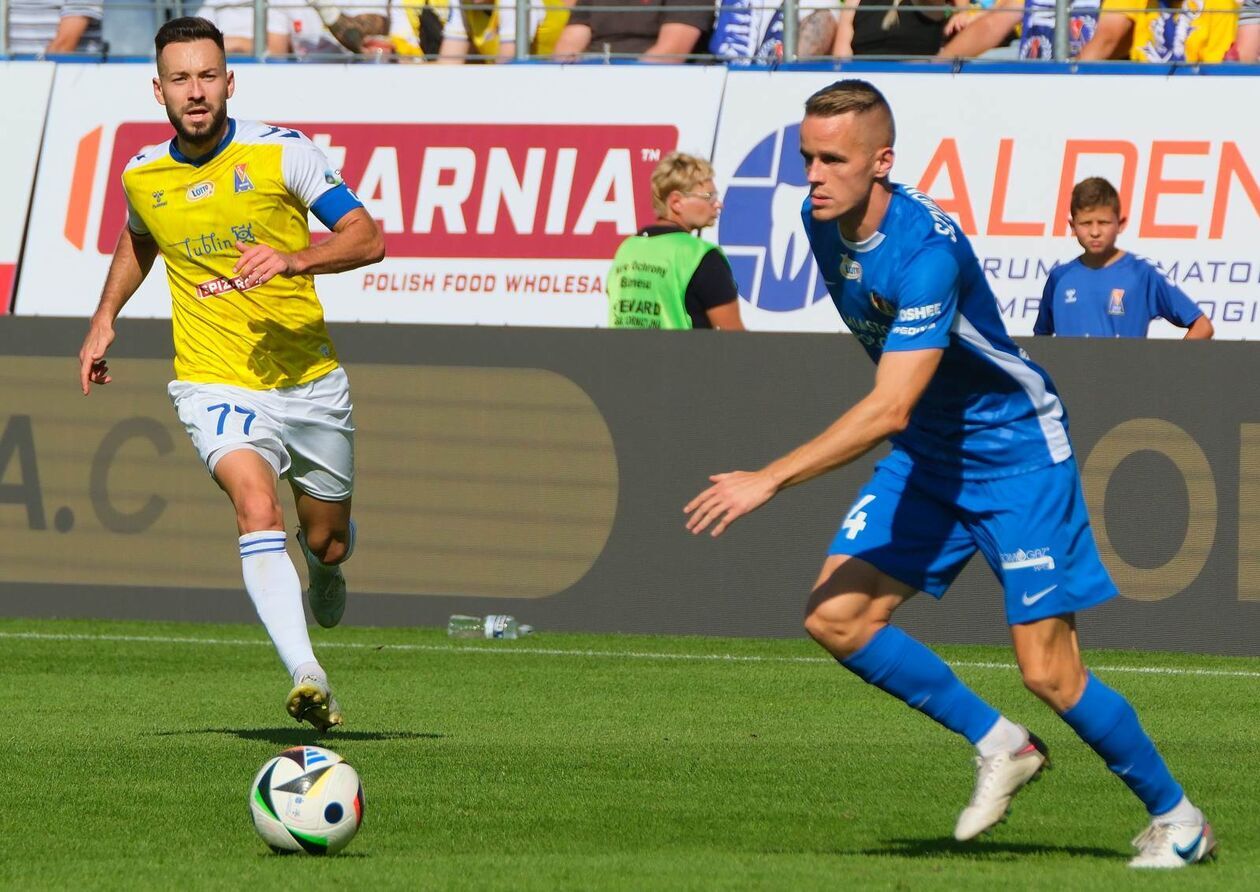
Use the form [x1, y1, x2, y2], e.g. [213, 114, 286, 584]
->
[152, 727, 444, 745]
[856, 836, 1126, 861]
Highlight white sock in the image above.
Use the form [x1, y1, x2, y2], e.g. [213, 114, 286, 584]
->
[291, 660, 326, 687]
[1154, 795, 1200, 825]
[976, 716, 1029, 758]
[239, 531, 317, 679]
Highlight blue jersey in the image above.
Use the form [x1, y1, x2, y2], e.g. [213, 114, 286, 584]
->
[805, 184, 1072, 480]
[1035, 252, 1203, 338]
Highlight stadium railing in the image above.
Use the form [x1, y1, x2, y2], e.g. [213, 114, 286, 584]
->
[0, 0, 1253, 66]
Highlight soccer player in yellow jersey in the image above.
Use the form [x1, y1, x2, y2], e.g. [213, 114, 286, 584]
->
[77, 17, 385, 732]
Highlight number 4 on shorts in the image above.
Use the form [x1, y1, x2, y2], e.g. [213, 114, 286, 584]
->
[842, 494, 876, 540]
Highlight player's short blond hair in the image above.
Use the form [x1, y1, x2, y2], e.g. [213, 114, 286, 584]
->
[803, 79, 896, 149]
[651, 153, 716, 217]
[1070, 177, 1123, 218]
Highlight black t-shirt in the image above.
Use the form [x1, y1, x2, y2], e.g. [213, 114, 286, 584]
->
[851, 2, 947, 57]
[638, 224, 739, 329]
[568, 0, 713, 55]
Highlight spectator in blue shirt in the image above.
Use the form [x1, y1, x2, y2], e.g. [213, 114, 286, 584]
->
[1034, 177, 1214, 339]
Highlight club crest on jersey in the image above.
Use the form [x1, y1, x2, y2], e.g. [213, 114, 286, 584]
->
[869, 290, 896, 316]
[1064, 288, 1077, 303]
[1108, 288, 1125, 315]
[233, 164, 255, 193]
[186, 181, 214, 202]
[839, 256, 862, 280]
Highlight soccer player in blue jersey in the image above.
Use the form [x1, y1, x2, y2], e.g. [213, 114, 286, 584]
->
[1035, 177, 1214, 339]
[684, 80, 1214, 868]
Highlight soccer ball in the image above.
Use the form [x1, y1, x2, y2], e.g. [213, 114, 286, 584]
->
[248, 745, 364, 855]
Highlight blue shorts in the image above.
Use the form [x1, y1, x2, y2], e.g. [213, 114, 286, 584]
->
[828, 452, 1118, 625]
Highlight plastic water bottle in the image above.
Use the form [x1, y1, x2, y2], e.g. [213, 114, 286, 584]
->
[447, 614, 531, 640]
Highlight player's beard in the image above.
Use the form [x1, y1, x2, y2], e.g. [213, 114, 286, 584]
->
[169, 102, 228, 152]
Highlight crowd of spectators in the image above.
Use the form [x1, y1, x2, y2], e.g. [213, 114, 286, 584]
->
[5, 0, 1258, 62]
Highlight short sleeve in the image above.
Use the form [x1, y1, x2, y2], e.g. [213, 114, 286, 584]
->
[1033, 274, 1056, 336]
[497, 0, 518, 43]
[568, 0, 591, 28]
[62, 1, 103, 20]
[125, 193, 149, 236]
[883, 248, 960, 352]
[197, 3, 288, 38]
[1149, 268, 1202, 328]
[685, 247, 739, 311]
[120, 168, 150, 236]
[444, 0, 469, 40]
[282, 131, 365, 229]
[661, 0, 714, 30]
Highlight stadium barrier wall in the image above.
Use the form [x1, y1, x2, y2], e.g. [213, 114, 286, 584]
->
[12, 64, 1260, 337]
[1, 318, 1257, 656]
[0, 62, 53, 314]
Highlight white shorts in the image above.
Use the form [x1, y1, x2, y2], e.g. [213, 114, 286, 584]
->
[168, 367, 355, 501]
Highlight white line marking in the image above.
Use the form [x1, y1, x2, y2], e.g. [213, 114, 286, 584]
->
[2, 630, 1259, 679]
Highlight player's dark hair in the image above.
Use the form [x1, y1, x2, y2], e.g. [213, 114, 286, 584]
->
[155, 16, 225, 57]
[804, 80, 896, 147]
[1071, 177, 1122, 217]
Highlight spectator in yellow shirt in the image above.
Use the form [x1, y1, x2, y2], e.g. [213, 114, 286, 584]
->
[1080, 0, 1239, 62]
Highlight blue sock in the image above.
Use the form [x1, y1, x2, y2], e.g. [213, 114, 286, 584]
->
[1059, 673, 1183, 815]
[840, 626, 1000, 744]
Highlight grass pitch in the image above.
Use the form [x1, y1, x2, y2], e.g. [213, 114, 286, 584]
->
[2, 617, 1256, 890]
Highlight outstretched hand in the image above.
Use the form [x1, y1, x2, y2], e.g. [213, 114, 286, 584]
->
[234, 240, 297, 289]
[684, 470, 778, 537]
[78, 321, 115, 395]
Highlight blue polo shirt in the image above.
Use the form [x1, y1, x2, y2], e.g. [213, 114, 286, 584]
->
[1035, 253, 1203, 338]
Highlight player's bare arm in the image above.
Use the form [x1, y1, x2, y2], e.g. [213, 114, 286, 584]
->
[78, 227, 159, 395]
[232, 208, 385, 289]
[1185, 315, 1215, 340]
[684, 347, 943, 537]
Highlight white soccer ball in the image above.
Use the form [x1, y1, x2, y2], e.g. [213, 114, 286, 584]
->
[249, 745, 364, 855]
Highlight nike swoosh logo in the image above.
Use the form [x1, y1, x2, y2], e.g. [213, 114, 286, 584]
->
[1174, 831, 1204, 862]
[1021, 585, 1058, 607]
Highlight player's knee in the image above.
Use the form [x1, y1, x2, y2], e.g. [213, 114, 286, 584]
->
[1020, 665, 1083, 711]
[303, 526, 349, 565]
[235, 492, 283, 532]
[803, 606, 876, 657]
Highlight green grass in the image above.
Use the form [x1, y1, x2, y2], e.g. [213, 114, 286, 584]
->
[1, 617, 1256, 890]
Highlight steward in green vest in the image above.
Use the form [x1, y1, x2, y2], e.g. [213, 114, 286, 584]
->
[607, 152, 744, 331]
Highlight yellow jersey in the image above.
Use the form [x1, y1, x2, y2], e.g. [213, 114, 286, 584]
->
[1101, 0, 1239, 62]
[122, 119, 362, 389]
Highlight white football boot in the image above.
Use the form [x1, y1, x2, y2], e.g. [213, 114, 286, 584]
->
[1129, 811, 1217, 868]
[297, 521, 354, 629]
[285, 674, 344, 732]
[954, 732, 1049, 840]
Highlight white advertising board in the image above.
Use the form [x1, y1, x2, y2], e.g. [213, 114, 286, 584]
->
[714, 70, 1260, 338]
[16, 63, 727, 326]
[0, 62, 54, 313]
